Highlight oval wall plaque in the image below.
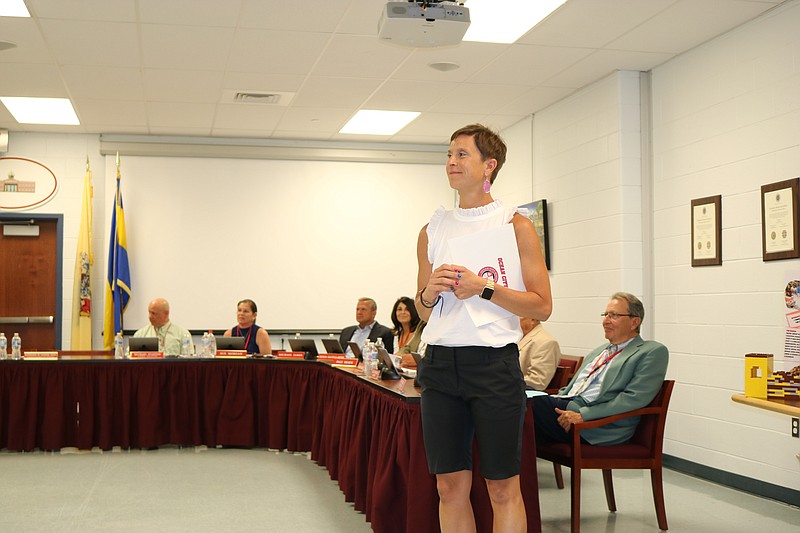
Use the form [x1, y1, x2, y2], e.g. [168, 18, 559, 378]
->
[0, 157, 59, 210]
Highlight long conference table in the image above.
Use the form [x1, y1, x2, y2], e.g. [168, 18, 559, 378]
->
[0, 357, 542, 532]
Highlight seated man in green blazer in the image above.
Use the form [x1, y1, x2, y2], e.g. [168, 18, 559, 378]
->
[533, 291, 669, 446]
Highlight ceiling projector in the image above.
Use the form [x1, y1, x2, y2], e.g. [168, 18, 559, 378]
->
[378, 1, 470, 48]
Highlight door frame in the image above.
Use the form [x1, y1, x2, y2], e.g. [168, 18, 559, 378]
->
[0, 212, 64, 348]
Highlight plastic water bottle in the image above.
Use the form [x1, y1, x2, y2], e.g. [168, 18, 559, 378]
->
[200, 332, 210, 357]
[0, 332, 7, 360]
[363, 340, 377, 378]
[208, 330, 217, 357]
[181, 332, 193, 357]
[11, 332, 22, 360]
[114, 331, 125, 359]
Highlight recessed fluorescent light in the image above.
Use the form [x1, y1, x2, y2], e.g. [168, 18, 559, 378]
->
[0, 0, 31, 17]
[463, 0, 567, 44]
[0, 97, 80, 125]
[340, 110, 420, 135]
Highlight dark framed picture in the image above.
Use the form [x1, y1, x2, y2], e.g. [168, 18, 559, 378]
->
[760, 177, 799, 261]
[520, 199, 550, 270]
[691, 195, 722, 267]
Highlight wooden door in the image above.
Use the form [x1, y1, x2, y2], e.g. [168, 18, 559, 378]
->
[0, 215, 61, 350]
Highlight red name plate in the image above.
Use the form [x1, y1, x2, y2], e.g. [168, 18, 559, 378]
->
[130, 351, 164, 359]
[318, 355, 358, 366]
[275, 351, 305, 359]
[23, 351, 59, 361]
[216, 349, 247, 359]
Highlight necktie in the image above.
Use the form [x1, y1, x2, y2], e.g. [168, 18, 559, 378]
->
[565, 345, 618, 397]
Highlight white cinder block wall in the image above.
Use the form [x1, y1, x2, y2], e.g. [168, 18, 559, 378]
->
[650, 1, 800, 491]
[513, 0, 800, 493]
[531, 71, 646, 357]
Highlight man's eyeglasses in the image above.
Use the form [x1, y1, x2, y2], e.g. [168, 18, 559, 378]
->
[600, 312, 633, 320]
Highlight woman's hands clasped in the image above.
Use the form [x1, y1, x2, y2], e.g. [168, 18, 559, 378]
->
[425, 264, 486, 301]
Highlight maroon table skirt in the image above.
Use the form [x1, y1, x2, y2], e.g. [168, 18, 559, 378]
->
[0, 359, 540, 533]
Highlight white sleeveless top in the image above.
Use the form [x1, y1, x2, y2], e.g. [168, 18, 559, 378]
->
[421, 200, 524, 348]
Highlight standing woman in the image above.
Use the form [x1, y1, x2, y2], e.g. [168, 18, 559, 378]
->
[223, 299, 272, 355]
[415, 124, 552, 533]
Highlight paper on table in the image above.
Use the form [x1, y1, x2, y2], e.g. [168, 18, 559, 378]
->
[447, 224, 524, 327]
[526, 389, 548, 398]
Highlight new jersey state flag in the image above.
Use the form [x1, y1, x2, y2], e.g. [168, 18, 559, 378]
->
[70, 165, 93, 349]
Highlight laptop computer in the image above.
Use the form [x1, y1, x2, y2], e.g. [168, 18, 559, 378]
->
[128, 337, 158, 352]
[216, 336, 246, 351]
[321, 338, 345, 354]
[347, 341, 363, 362]
[410, 352, 422, 387]
[287, 338, 319, 360]
[376, 347, 401, 380]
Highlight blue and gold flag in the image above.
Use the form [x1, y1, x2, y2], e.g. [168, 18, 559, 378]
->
[102, 160, 132, 349]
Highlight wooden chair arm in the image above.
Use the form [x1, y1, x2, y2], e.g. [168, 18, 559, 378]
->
[573, 405, 661, 433]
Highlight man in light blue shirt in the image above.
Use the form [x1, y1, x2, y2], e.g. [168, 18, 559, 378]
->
[338, 297, 394, 357]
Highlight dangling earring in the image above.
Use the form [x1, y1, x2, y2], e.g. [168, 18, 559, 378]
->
[483, 176, 491, 193]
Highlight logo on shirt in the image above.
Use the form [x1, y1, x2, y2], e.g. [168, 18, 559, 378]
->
[478, 266, 498, 282]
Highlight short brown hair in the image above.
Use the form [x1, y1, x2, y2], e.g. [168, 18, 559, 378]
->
[450, 123, 507, 183]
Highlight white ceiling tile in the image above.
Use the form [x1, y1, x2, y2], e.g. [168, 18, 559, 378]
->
[398, 112, 488, 140]
[429, 83, 532, 115]
[293, 77, 382, 108]
[392, 42, 508, 82]
[138, 0, 243, 27]
[146, 102, 216, 129]
[27, 0, 136, 21]
[212, 103, 285, 131]
[494, 87, 576, 116]
[312, 35, 411, 78]
[140, 24, 235, 71]
[222, 72, 305, 93]
[0, 63, 64, 96]
[0, 17, 53, 63]
[519, 0, 677, 48]
[475, 44, 595, 87]
[608, 0, 783, 53]
[238, 0, 354, 32]
[73, 99, 148, 127]
[142, 69, 224, 103]
[227, 29, 330, 74]
[38, 19, 140, 67]
[60, 66, 144, 100]
[364, 79, 460, 111]
[276, 107, 354, 132]
[336, 0, 387, 35]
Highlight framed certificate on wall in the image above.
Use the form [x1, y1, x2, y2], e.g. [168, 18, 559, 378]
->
[761, 177, 799, 261]
[691, 195, 722, 267]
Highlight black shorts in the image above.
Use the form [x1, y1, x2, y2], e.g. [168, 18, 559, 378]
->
[417, 343, 527, 480]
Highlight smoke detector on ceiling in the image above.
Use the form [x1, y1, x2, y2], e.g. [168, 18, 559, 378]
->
[378, 1, 470, 48]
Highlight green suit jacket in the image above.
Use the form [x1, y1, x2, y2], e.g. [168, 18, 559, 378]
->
[560, 335, 669, 445]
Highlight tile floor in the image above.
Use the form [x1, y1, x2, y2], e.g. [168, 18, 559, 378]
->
[0, 447, 797, 532]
